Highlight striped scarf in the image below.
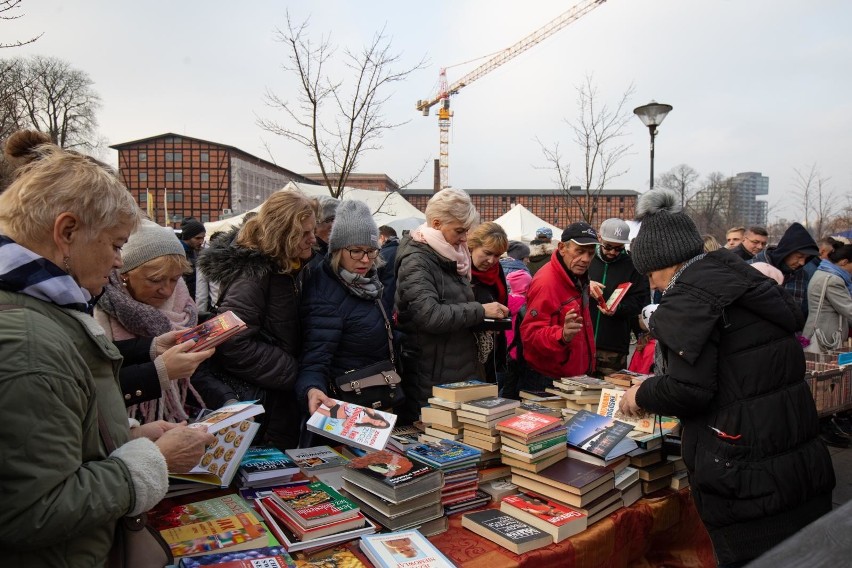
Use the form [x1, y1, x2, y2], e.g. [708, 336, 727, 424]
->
[0, 235, 92, 312]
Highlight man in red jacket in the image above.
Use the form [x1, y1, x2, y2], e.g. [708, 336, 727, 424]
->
[519, 222, 598, 391]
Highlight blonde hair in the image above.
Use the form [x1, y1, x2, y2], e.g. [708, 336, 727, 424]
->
[703, 234, 721, 252]
[329, 248, 385, 273]
[236, 190, 316, 271]
[0, 137, 140, 242]
[425, 188, 479, 229]
[126, 254, 191, 279]
[468, 221, 508, 254]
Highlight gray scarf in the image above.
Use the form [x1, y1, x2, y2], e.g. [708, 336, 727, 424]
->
[337, 267, 382, 300]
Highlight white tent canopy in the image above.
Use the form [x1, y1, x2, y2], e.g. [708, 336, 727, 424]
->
[202, 181, 426, 236]
[492, 204, 561, 243]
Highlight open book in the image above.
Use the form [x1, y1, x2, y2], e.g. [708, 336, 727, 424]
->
[176, 310, 247, 352]
[597, 282, 632, 313]
[170, 401, 264, 487]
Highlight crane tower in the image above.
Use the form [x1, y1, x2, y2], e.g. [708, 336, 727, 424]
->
[416, 0, 607, 190]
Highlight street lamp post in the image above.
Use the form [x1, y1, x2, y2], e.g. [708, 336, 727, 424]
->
[633, 101, 673, 190]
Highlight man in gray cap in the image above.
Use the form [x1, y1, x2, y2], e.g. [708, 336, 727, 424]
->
[588, 218, 649, 376]
[314, 196, 339, 257]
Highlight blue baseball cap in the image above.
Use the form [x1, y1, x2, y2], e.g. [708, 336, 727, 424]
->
[535, 227, 553, 239]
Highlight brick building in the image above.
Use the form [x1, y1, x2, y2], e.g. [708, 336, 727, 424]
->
[111, 133, 317, 227]
[303, 172, 400, 192]
[399, 188, 640, 228]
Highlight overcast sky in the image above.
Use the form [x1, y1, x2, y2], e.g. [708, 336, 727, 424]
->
[9, 0, 852, 221]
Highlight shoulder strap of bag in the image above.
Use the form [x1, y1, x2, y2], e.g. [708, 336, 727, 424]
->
[814, 275, 830, 322]
[374, 300, 396, 366]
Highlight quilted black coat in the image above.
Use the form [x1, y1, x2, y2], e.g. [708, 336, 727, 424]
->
[635, 248, 835, 564]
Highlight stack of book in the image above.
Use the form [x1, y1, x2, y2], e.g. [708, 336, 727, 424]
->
[148, 494, 269, 560]
[668, 454, 689, 490]
[340, 449, 446, 533]
[496, 411, 568, 474]
[604, 369, 651, 388]
[627, 446, 674, 495]
[509, 458, 622, 526]
[406, 440, 489, 515]
[360, 529, 455, 567]
[237, 446, 300, 488]
[564, 409, 637, 469]
[547, 375, 613, 414]
[285, 445, 349, 490]
[458, 396, 520, 453]
[387, 425, 423, 454]
[500, 492, 588, 543]
[595, 387, 680, 453]
[518, 390, 567, 411]
[515, 399, 564, 418]
[420, 381, 498, 445]
[614, 466, 642, 507]
[461, 508, 553, 554]
[254, 481, 377, 552]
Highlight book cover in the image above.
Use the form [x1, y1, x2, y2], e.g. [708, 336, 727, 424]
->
[173, 408, 262, 487]
[360, 529, 454, 568]
[497, 412, 562, 438]
[239, 446, 299, 478]
[406, 440, 481, 469]
[178, 546, 295, 568]
[516, 456, 614, 494]
[292, 546, 367, 568]
[388, 425, 423, 452]
[432, 380, 498, 403]
[565, 410, 636, 460]
[596, 388, 655, 434]
[500, 492, 588, 542]
[268, 481, 359, 528]
[559, 375, 612, 389]
[259, 496, 367, 541]
[305, 399, 397, 452]
[156, 507, 267, 559]
[597, 282, 632, 313]
[254, 499, 377, 553]
[460, 396, 521, 416]
[461, 509, 552, 554]
[344, 450, 437, 487]
[149, 494, 257, 531]
[427, 397, 462, 410]
[285, 446, 349, 472]
[177, 310, 247, 353]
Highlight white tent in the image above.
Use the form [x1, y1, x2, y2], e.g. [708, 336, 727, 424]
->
[202, 181, 426, 236]
[492, 204, 561, 243]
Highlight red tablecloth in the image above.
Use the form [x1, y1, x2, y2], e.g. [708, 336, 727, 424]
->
[428, 488, 715, 568]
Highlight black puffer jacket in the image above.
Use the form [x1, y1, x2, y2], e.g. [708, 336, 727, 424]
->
[197, 228, 305, 449]
[588, 249, 649, 354]
[635, 249, 834, 564]
[296, 260, 392, 404]
[395, 236, 484, 422]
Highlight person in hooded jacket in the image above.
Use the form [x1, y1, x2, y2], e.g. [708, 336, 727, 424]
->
[394, 188, 507, 424]
[620, 190, 834, 568]
[748, 222, 819, 320]
[297, 200, 399, 415]
[196, 189, 317, 450]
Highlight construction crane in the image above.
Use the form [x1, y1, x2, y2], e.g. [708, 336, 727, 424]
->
[416, 0, 607, 190]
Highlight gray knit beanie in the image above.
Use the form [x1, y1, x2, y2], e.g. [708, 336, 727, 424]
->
[328, 200, 379, 252]
[120, 221, 186, 273]
[507, 241, 531, 260]
[318, 196, 340, 223]
[631, 190, 704, 274]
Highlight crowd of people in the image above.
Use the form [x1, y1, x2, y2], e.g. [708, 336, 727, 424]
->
[0, 129, 847, 566]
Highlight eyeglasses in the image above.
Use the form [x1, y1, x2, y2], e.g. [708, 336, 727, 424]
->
[745, 237, 767, 248]
[346, 247, 380, 260]
[600, 243, 625, 253]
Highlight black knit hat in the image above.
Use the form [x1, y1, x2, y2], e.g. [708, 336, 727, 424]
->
[631, 190, 704, 274]
[180, 219, 206, 240]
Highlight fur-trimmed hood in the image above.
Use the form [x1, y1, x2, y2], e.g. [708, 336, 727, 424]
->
[528, 242, 556, 258]
[197, 227, 281, 286]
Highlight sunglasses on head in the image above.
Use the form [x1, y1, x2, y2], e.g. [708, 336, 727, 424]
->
[600, 243, 625, 252]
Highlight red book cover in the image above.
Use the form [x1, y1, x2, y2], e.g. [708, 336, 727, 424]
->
[176, 310, 247, 353]
[597, 282, 632, 313]
[501, 493, 587, 527]
[268, 481, 359, 528]
[496, 412, 562, 438]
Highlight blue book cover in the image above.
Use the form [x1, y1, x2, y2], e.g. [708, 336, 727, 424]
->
[406, 440, 481, 468]
[239, 446, 299, 475]
[565, 410, 636, 459]
[179, 546, 295, 567]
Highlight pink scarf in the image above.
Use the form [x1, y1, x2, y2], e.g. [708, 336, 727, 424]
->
[411, 224, 471, 278]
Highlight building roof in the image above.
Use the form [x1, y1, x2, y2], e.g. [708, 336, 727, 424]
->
[109, 132, 319, 185]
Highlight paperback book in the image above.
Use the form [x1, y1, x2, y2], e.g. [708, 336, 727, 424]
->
[265, 481, 359, 528]
[285, 446, 349, 472]
[387, 425, 423, 452]
[360, 529, 455, 568]
[238, 446, 299, 484]
[497, 412, 563, 439]
[460, 396, 521, 416]
[177, 310, 247, 352]
[406, 440, 481, 469]
[432, 380, 498, 403]
[596, 388, 656, 433]
[291, 546, 366, 568]
[305, 399, 397, 452]
[341, 449, 444, 503]
[500, 492, 588, 542]
[178, 546, 294, 568]
[565, 409, 637, 461]
[597, 282, 631, 313]
[461, 509, 552, 554]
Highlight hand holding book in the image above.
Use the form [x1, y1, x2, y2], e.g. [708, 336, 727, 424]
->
[618, 385, 642, 418]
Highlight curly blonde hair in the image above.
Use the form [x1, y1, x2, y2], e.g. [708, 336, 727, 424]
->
[235, 190, 317, 271]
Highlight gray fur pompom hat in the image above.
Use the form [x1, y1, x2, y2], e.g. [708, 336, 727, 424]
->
[631, 189, 704, 274]
[328, 199, 379, 252]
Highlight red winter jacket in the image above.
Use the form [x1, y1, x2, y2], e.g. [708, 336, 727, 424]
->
[520, 250, 596, 378]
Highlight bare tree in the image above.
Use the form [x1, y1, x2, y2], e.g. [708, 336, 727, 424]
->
[258, 12, 425, 198]
[656, 164, 700, 208]
[792, 164, 836, 238]
[1, 55, 101, 149]
[687, 171, 734, 237]
[538, 74, 635, 226]
[1, 1, 42, 49]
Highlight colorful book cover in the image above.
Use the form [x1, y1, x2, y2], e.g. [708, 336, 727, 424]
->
[158, 513, 266, 558]
[344, 449, 438, 487]
[432, 380, 498, 402]
[406, 440, 481, 468]
[360, 529, 454, 568]
[559, 375, 611, 389]
[460, 396, 520, 415]
[501, 493, 587, 527]
[461, 509, 552, 553]
[292, 546, 367, 567]
[176, 310, 247, 353]
[565, 410, 636, 459]
[305, 399, 397, 452]
[172, 419, 261, 487]
[596, 388, 656, 433]
[178, 546, 295, 568]
[150, 494, 257, 531]
[497, 412, 562, 437]
[388, 425, 423, 451]
[268, 481, 359, 528]
[285, 446, 349, 472]
[239, 446, 299, 476]
[597, 282, 632, 313]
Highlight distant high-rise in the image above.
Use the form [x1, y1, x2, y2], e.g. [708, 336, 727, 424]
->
[730, 172, 769, 227]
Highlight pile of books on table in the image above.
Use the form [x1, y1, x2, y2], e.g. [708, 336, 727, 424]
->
[237, 446, 300, 488]
[340, 449, 447, 535]
[406, 439, 489, 515]
[497, 411, 568, 474]
[420, 380, 498, 445]
[253, 480, 377, 552]
[547, 375, 612, 414]
[285, 445, 350, 490]
[457, 396, 520, 453]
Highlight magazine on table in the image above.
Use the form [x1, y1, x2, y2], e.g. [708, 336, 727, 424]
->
[305, 399, 397, 452]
